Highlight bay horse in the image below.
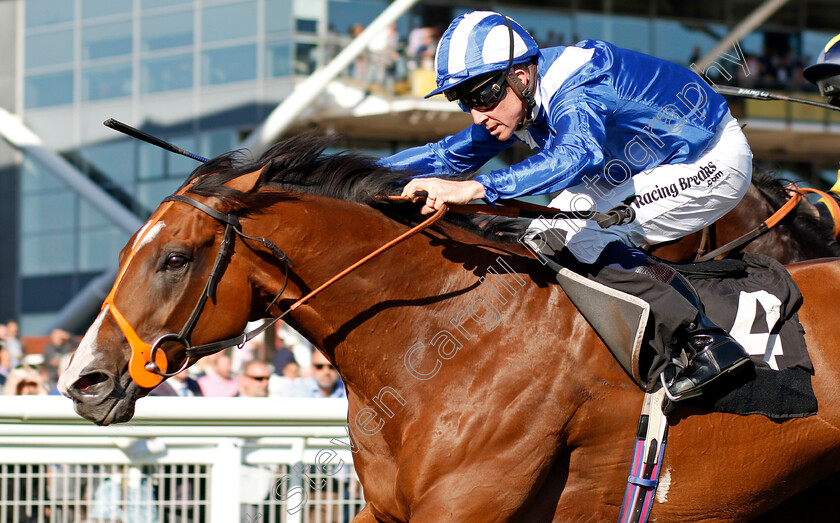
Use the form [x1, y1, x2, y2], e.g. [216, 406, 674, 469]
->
[59, 136, 840, 521]
[651, 168, 840, 264]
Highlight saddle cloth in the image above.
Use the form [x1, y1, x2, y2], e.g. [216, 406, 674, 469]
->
[551, 252, 816, 419]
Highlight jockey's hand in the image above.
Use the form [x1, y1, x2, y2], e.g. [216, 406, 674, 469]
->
[401, 178, 486, 215]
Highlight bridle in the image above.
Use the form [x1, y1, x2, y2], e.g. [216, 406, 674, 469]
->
[102, 186, 295, 388]
[109, 177, 634, 388]
[106, 187, 448, 389]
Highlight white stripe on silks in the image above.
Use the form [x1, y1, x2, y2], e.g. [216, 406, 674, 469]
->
[539, 47, 595, 95]
[482, 24, 528, 65]
[446, 11, 494, 82]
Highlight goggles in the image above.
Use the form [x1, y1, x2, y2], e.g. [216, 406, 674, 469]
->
[445, 72, 509, 112]
[816, 73, 840, 97]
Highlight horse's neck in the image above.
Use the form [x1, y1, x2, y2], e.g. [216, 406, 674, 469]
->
[263, 196, 567, 400]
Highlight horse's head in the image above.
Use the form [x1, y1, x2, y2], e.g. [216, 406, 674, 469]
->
[59, 170, 269, 425]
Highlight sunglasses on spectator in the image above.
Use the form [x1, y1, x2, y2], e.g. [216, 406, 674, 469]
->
[313, 363, 335, 371]
[246, 375, 270, 381]
[445, 72, 509, 112]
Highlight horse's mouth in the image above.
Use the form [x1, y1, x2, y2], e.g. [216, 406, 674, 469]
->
[68, 370, 142, 426]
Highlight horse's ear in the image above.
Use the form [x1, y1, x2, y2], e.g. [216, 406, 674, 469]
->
[224, 165, 268, 193]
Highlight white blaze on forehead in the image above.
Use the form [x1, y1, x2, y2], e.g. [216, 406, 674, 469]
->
[131, 220, 165, 252]
[57, 306, 109, 395]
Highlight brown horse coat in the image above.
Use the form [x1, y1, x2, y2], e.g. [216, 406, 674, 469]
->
[59, 141, 840, 521]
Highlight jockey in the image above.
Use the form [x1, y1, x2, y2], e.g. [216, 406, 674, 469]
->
[804, 34, 840, 107]
[804, 35, 840, 208]
[380, 11, 754, 400]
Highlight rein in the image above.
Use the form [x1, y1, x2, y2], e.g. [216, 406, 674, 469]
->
[117, 188, 631, 388]
[695, 185, 840, 261]
[392, 192, 636, 229]
[115, 192, 447, 388]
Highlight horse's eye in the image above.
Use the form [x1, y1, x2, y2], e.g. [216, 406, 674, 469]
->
[165, 254, 188, 270]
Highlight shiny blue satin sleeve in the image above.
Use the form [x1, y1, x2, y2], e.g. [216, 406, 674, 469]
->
[476, 84, 614, 203]
[378, 124, 514, 176]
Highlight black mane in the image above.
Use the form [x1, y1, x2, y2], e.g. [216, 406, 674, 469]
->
[180, 137, 838, 254]
[750, 167, 840, 256]
[180, 134, 528, 243]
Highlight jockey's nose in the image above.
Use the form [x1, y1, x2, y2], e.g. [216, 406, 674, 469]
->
[471, 109, 488, 126]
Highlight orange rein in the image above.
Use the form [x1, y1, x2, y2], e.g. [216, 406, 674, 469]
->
[794, 186, 840, 239]
[287, 201, 448, 312]
[113, 193, 448, 388]
[115, 192, 625, 388]
[697, 184, 839, 261]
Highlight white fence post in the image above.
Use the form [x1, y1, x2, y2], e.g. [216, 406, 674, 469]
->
[210, 438, 244, 523]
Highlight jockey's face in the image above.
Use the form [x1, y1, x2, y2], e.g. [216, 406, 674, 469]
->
[469, 67, 529, 142]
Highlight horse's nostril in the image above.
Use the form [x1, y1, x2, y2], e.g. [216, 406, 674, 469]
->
[75, 372, 110, 394]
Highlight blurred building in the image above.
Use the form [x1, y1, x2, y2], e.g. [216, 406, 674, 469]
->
[1, 0, 840, 333]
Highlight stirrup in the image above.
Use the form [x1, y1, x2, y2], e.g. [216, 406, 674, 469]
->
[660, 369, 698, 402]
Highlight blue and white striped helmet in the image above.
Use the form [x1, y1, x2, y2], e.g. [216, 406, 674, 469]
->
[425, 11, 539, 98]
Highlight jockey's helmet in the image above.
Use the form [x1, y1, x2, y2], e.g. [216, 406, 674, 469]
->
[424, 11, 539, 107]
[804, 34, 840, 98]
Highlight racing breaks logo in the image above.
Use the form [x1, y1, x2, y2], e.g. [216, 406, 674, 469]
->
[628, 162, 723, 208]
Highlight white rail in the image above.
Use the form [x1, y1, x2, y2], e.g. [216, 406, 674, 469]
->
[0, 396, 361, 523]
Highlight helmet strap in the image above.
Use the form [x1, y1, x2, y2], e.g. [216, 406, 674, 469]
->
[508, 62, 538, 130]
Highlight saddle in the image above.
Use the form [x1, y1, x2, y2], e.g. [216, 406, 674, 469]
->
[544, 250, 816, 419]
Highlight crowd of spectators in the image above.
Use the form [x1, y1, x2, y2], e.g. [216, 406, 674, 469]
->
[0, 319, 346, 399]
[334, 18, 821, 99]
[688, 44, 818, 93]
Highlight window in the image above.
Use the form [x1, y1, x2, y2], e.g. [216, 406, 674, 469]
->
[296, 19, 318, 33]
[21, 193, 77, 234]
[653, 20, 727, 65]
[138, 141, 165, 180]
[21, 157, 65, 192]
[142, 11, 194, 51]
[79, 200, 114, 228]
[142, 0, 193, 9]
[265, 0, 293, 35]
[83, 63, 133, 101]
[265, 41, 292, 78]
[79, 228, 130, 271]
[138, 179, 181, 210]
[25, 71, 74, 108]
[803, 30, 837, 63]
[201, 44, 257, 85]
[602, 15, 652, 54]
[26, 30, 73, 69]
[294, 43, 317, 75]
[202, 1, 257, 44]
[20, 233, 77, 276]
[141, 54, 193, 93]
[199, 129, 237, 158]
[496, 7, 572, 47]
[82, 0, 132, 20]
[83, 21, 133, 60]
[168, 135, 199, 177]
[327, 0, 387, 36]
[80, 140, 136, 186]
[25, 0, 74, 28]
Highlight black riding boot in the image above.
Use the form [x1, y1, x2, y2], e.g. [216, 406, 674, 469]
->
[595, 241, 750, 400]
[663, 271, 751, 400]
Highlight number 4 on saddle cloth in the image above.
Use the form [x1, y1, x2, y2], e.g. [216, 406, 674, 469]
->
[534, 246, 816, 420]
